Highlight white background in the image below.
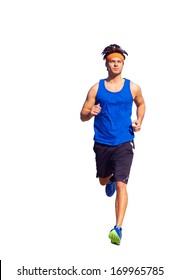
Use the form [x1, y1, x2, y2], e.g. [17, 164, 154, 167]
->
[0, 0, 180, 279]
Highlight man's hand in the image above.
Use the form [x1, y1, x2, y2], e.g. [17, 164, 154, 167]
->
[132, 120, 141, 132]
[90, 103, 101, 116]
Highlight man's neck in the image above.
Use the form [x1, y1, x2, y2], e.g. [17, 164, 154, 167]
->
[106, 74, 123, 83]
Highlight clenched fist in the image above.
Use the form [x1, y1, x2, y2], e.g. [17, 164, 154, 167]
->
[90, 103, 101, 116]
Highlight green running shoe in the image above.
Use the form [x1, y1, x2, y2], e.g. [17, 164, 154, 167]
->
[108, 226, 122, 245]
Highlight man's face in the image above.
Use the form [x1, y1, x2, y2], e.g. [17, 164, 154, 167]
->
[106, 57, 124, 75]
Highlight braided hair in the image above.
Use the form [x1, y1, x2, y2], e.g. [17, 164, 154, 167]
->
[102, 44, 128, 60]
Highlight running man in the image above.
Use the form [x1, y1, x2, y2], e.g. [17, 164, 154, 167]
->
[80, 44, 146, 245]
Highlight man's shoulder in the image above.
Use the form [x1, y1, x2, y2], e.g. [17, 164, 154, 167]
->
[130, 81, 141, 91]
[130, 81, 142, 98]
[87, 82, 100, 98]
[90, 80, 103, 92]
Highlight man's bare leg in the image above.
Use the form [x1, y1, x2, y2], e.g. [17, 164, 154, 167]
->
[115, 181, 128, 227]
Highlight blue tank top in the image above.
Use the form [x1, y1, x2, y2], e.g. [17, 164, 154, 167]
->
[94, 78, 134, 146]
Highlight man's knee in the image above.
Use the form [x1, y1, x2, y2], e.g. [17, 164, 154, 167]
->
[99, 177, 110, 185]
[116, 181, 127, 192]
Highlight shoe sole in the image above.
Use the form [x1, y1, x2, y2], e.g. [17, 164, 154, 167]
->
[108, 229, 121, 245]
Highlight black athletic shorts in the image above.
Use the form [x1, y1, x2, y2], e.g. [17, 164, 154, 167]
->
[93, 141, 135, 184]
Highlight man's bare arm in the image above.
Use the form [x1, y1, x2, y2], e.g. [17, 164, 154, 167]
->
[131, 82, 146, 132]
[80, 83, 101, 121]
